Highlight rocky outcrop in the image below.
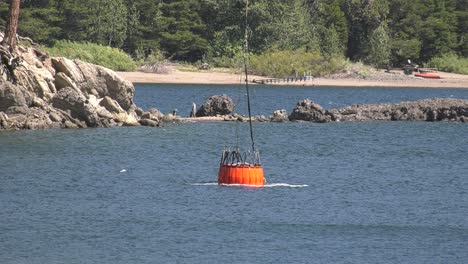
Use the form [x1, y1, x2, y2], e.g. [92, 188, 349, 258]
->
[0, 82, 32, 111]
[287, 98, 468, 123]
[270, 109, 289, 122]
[288, 99, 332, 123]
[196, 95, 234, 117]
[0, 45, 160, 130]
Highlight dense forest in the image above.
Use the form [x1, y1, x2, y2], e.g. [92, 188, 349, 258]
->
[0, 0, 467, 70]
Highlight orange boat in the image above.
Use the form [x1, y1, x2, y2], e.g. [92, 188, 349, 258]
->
[415, 72, 441, 79]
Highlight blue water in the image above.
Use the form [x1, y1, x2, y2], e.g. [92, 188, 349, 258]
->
[135, 84, 468, 116]
[1, 85, 468, 263]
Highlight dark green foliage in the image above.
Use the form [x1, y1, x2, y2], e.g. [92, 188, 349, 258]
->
[158, 0, 208, 61]
[2, 0, 467, 71]
[427, 53, 468, 74]
[44, 40, 137, 71]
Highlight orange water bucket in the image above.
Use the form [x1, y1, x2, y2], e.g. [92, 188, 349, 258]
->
[217, 148, 265, 186]
[218, 164, 265, 186]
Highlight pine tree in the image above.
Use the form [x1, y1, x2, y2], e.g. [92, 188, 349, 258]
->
[2, 0, 21, 50]
[158, 0, 208, 61]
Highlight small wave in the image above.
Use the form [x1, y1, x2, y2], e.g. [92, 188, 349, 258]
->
[190, 182, 308, 188]
[190, 183, 218, 186]
[264, 183, 308, 188]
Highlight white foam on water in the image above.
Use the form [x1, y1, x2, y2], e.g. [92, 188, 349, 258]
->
[264, 183, 309, 188]
[190, 182, 308, 188]
[190, 183, 218, 186]
[120, 169, 127, 173]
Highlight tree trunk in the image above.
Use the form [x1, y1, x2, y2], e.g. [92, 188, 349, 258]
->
[2, 0, 21, 50]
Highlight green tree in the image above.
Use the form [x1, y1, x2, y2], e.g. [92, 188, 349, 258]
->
[316, 0, 348, 56]
[456, 0, 467, 56]
[158, 0, 208, 61]
[388, 0, 423, 65]
[88, 0, 128, 47]
[367, 23, 391, 67]
[344, 0, 390, 62]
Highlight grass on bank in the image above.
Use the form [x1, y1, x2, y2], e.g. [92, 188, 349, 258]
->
[427, 53, 468, 75]
[44, 41, 137, 71]
[248, 49, 348, 78]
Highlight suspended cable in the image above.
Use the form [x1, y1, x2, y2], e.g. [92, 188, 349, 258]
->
[217, 0, 265, 186]
[243, 0, 255, 152]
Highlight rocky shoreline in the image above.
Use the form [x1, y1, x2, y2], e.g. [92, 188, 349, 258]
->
[1, 44, 467, 130]
[0, 44, 164, 130]
[171, 96, 468, 124]
[286, 98, 468, 123]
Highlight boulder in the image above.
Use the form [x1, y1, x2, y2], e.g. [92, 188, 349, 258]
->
[0, 112, 9, 129]
[1, 43, 155, 130]
[288, 98, 468, 123]
[196, 95, 234, 117]
[148, 108, 164, 119]
[289, 99, 331, 123]
[52, 87, 100, 127]
[64, 120, 79, 129]
[55, 72, 78, 91]
[270, 109, 289, 122]
[139, 119, 159, 127]
[255, 115, 268, 122]
[0, 82, 32, 111]
[74, 60, 135, 110]
[51, 57, 85, 83]
[99, 96, 125, 114]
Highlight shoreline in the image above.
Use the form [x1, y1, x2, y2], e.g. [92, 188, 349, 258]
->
[117, 67, 468, 89]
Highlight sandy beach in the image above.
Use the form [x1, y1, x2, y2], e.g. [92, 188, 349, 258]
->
[117, 66, 468, 88]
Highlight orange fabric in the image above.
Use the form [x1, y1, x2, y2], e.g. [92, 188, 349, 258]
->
[218, 164, 265, 186]
[415, 73, 441, 79]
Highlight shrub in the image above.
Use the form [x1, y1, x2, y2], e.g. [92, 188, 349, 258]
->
[426, 53, 468, 75]
[139, 49, 170, 74]
[249, 49, 347, 78]
[44, 40, 137, 71]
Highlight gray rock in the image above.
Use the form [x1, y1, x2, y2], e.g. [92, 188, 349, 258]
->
[51, 57, 85, 83]
[32, 97, 47, 109]
[1, 44, 154, 130]
[0, 112, 9, 129]
[6, 106, 31, 115]
[52, 87, 100, 127]
[271, 109, 289, 122]
[64, 120, 79, 129]
[54, 72, 77, 91]
[74, 60, 135, 110]
[99, 96, 125, 114]
[135, 107, 144, 117]
[289, 99, 331, 123]
[139, 119, 159, 127]
[288, 98, 468, 123]
[148, 108, 164, 119]
[196, 95, 234, 117]
[0, 82, 32, 111]
[141, 112, 160, 122]
[255, 115, 268, 122]
[49, 112, 63, 122]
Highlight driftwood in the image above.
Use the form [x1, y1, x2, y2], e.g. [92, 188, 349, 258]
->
[0, 32, 27, 83]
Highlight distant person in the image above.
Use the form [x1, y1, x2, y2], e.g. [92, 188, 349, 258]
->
[172, 108, 178, 116]
[190, 102, 197, 117]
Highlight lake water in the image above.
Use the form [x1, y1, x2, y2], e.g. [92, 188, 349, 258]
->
[1, 84, 468, 263]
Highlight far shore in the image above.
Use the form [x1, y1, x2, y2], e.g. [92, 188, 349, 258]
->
[117, 66, 468, 89]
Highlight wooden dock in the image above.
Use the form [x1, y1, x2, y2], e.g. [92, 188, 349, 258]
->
[251, 76, 314, 85]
